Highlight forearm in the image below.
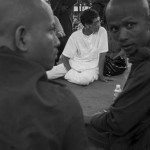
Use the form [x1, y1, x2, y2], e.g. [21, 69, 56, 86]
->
[62, 55, 71, 71]
[99, 52, 106, 76]
[91, 70, 150, 135]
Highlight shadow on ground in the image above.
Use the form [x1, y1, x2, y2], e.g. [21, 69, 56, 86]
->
[54, 68, 130, 115]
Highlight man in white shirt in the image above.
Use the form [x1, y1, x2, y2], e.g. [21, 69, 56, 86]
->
[47, 9, 108, 85]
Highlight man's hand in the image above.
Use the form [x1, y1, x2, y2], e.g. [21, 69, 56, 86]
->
[62, 55, 71, 71]
[99, 73, 114, 82]
[98, 74, 108, 82]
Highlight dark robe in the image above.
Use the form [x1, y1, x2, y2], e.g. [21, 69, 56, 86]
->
[0, 46, 87, 150]
[87, 47, 150, 150]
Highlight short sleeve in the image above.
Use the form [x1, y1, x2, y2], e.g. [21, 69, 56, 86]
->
[62, 34, 77, 58]
[98, 27, 108, 54]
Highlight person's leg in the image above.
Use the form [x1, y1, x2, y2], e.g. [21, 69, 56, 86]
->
[46, 63, 67, 79]
[64, 69, 91, 85]
[82, 68, 99, 83]
[64, 68, 99, 85]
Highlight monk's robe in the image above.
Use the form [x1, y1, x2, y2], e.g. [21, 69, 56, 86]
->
[0, 46, 87, 150]
[87, 47, 150, 150]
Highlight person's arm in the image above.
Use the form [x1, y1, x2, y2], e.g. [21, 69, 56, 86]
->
[62, 54, 71, 71]
[62, 33, 77, 71]
[98, 27, 109, 82]
[98, 52, 107, 82]
[91, 64, 150, 136]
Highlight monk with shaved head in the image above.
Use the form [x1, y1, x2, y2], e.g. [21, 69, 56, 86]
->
[0, 0, 88, 149]
[85, 0, 150, 149]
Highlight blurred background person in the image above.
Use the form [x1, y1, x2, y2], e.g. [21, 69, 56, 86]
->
[50, 0, 77, 63]
[91, 0, 110, 28]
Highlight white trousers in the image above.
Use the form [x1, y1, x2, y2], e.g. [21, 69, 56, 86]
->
[46, 64, 99, 85]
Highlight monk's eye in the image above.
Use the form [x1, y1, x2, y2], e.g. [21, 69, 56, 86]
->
[110, 26, 119, 33]
[126, 22, 136, 29]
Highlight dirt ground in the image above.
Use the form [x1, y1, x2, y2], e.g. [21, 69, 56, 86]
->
[55, 68, 130, 116]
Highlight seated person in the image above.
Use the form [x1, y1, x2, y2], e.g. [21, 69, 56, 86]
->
[47, 9, 108, 85]
[85, 0, 150, 149]
[0, 0, 88, 149]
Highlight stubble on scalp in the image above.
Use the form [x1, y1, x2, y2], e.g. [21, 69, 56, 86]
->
[0, 0, 51, 36]
[106, 0, 150, 20]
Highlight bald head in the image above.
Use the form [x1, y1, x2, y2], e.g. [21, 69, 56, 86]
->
[107, 0, 149, 6]
[0, 0, 35, 33]
[106, 0, 149, 19]
[0, 0, 59, 70]
[0, 0, 53, 47]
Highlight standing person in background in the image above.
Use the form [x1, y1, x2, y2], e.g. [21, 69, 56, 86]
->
[45, 0, 66, 64]
[54, 15, 66, 64]
[54, 16, 66, 39]
[85, 0, 150, 149]
[91, 0, 110, 28]
[50, 0, 77, 62]
[0, 0, 88, 149]
[45, 0, 66, 38]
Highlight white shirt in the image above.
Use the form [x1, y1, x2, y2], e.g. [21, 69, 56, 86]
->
[62, 27, 108, 71]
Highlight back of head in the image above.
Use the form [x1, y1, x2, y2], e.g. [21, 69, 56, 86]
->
[0, 0, 50, 49]
[80, 9, 99, 26]
[0, 0, 58, 70]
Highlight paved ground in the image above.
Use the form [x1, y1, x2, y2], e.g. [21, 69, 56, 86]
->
[55, 67, 130, 116]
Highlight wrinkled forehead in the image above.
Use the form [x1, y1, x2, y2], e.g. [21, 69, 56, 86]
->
[106, 0, 149, 23]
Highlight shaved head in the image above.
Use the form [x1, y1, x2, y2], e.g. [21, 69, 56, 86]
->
[105, 0, 150, 58]
[0, 0, 53, 48]
[106, 0, 150, 20]
[0, 0, 59, 70]
[107, 0, 149, 7]
[0, 0, 35, 33]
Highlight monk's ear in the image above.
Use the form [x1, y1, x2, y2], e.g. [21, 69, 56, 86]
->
[15, 26, 28, 52]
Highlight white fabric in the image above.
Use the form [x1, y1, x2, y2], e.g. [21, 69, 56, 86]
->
[47, 27, 108, 85]
[63, 27, 108, 72]
[46, 63, 99, 85]
[65, 67, 99, 85]
[47, 64, 67, 79]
